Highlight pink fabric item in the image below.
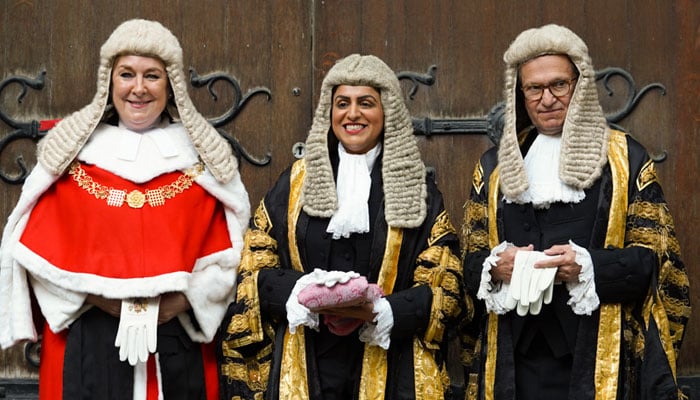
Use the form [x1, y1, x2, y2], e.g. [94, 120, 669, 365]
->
[298, 276, 383, 310]
[323, 315, 364, 336]
[298, 276, 384, 336]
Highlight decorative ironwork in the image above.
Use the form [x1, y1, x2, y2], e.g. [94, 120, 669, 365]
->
[595, 67, 667, 162]
[397, 65, 437, 100]
[0, 71, 47, 184]
[24, 340, 40, 368]
[189, 68, 273, 167]
[0, 70, 272, 184]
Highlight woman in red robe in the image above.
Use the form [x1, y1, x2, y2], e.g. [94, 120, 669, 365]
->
[0, 19, 250, 400]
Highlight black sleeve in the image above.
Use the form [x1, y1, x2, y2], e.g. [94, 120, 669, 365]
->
[257, 268, 305, 318]
[463, 249, 490, 295]
[385, 285, 432, 340]
[590, 246, 656, 304]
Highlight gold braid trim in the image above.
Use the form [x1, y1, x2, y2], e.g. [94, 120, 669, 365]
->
[484, 313, 498, 400]
[359, 227, 403, 400]
[222, 201, 281, 350]
[224, 273, 263, 348]
[461, 200, 489, 256]
[626, 152, 690, 363]
[428, 210, 457, 246]
[220, 341, 272, 392]
[412, 338, 444, 399]
[595, 130, 628, 400]
[487, 167, 501, 249]
[219, 184, 287, 395]
[279, 159, 310, 399]
[415, 245, 465, 333]
[627, 227, 681, 256]
[483, 167, 501, 400]
[252, 199, 273, 233]
[472, 160, 485, 195]
[636, 158, 659, 192]
[627, 200, 682, 256]
[659, 262, 691, 297]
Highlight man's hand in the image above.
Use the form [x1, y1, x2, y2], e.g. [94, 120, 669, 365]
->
[491, 244, 534, 283]
[537, 244, 582, 283]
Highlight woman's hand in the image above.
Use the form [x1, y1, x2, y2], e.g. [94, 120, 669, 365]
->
[314, 302, 376, 322]
[85, 292, 191, 324]
[157, 292, 191, 325]
[85, 294, 121, 318]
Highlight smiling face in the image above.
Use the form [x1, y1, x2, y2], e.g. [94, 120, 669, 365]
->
[331, 85, 384, 154]
[519, 54, 578, 136]
[111, 55, 169, 132]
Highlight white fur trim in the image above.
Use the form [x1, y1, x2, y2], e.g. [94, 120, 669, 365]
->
[0, 164, 57, 348]
[0, 260, 36, 348]
[14, 242, 190, 298]
[177, 249, 238, 342]
[29, 274, 89, 333]
[195, 169, 250, 258]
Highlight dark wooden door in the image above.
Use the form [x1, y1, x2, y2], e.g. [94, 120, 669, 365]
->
[1, 0, 698, 388]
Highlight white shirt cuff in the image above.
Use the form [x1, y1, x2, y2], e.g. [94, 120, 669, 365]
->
[358, 297, 393, 349]
[566, 240, 600, 315]
[477, 241, 517, 314]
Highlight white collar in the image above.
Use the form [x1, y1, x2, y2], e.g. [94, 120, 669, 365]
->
[77, 122, 199, 183]
[505, 133, 585, 208]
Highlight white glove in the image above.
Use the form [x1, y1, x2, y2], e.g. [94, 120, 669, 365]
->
[507, 250, 525, 308]
[508, 251, 534, 316]
[527, 267, 544, 315]
[510, 251, 558, 316]
[114, 297, 160, 366]
[527, 266, 556, 315]
[537, 266, 557, 304]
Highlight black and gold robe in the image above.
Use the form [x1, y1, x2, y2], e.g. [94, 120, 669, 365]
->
[461, 129, 690, 400]
[219, 150, 471, 399]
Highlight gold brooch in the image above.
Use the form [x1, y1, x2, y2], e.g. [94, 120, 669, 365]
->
[126, 190, 146, 208]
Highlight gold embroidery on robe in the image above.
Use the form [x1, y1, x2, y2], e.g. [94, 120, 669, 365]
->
[427, 210, 457, 247]
[594, 130, 628, 399]
[472, 161, 485, 195]
[636, 158, 658, 192]
[279, 159, 310, 398]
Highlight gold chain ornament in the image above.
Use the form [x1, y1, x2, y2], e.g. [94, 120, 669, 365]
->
[68, 161, 204, 208]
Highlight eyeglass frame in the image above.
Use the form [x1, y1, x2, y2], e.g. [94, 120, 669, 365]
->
[520, 77, 578, 101]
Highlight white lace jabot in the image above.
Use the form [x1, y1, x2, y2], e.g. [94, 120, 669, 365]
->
[506, 133, 585, 208]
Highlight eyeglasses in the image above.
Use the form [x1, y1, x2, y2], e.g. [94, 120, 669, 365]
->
[521, 78, 578, 101]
